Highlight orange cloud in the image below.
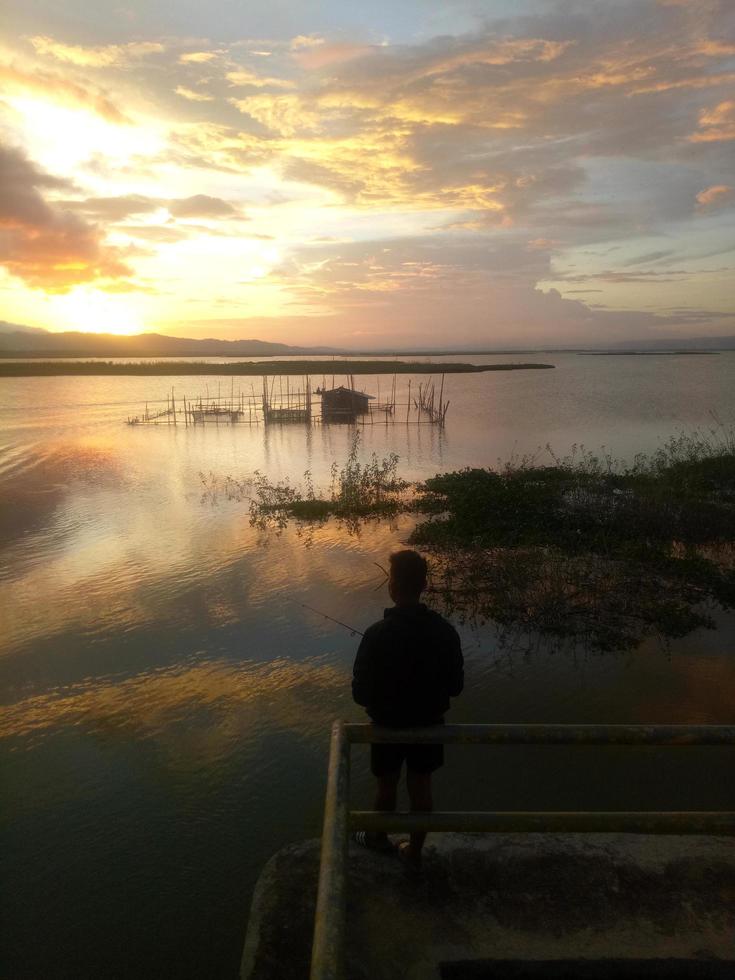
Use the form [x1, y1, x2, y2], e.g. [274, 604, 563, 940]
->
[27, 35, 164, 67]
[169, 122, 274, 171]
[289, 34, 326, 50]
[0, 144, 131, 291]
[631, 71, 735, 95]
[175, 85, 214, 102]
[413, 37, 573, 83]
[293, 41, 376, 69]
[225, 68, 294, 89]
[696, 184, 734, 207]
[230, 94, 322, 135]
[0, 62, 129, 124]
[688, 99, 735, 141]
[178, 50, 220, 64]
[168, 194, 239, 218]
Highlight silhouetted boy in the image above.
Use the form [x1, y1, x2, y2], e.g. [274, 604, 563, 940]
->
[352, 549, 464, 869]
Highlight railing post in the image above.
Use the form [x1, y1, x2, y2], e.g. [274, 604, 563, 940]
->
[307, 722, 735, 979]
[310, 720, 350, 980]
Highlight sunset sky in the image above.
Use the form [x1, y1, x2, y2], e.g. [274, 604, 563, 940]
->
[1, 0, 734, 347]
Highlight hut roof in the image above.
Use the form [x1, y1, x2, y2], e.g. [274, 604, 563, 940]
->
[321, 385, 374, 400]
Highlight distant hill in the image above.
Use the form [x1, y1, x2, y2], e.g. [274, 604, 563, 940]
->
[1, 322, 733, 356]
[0, 329, 339, 358]
[0, 321, 49, 336]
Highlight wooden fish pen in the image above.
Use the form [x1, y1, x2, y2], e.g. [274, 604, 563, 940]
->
[126, 374, 450, 427]
[414, 376, 449, 426]
[262, 375, 312, 423]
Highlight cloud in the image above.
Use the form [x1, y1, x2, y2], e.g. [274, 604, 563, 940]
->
[167, 194, 239, 218]
[0, 143, 131, 291]
[55, 193, 243, 222]
[175, 85, 214, 102]
[0, 63, 129, 124]
[551, 267, 723, 284]
[622, 249, 676, 265]
[230, 94, 321, 136]
[178, 51, 220, 64]
[225, 68, 294, 89]
[292, 41, 376, 70]
[262, 234, 710, 346]
[3, 1, 734, 343]
[290, 35, 326, 51]
[57, 194, 163, 220]
[27, 35, 164, 68]
[117, 225, 191, 243]
[199, 2, 734, 232]
[689, 100, 735, 142]
[696, 184, 735, 208]
[167, 122, 274, 171]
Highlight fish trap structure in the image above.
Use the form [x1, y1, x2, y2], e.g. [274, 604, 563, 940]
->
[126, 374, 450, 428]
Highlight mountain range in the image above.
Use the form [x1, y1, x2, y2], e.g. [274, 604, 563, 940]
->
[0, 323, 338, 357]
[1, 321, 734, 355]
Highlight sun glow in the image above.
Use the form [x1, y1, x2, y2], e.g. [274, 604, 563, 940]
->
[52, 289, 146, 335]
[4, 96, 163, 175]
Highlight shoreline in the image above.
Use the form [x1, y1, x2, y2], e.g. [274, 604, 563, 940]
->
[0, 360, 555, 377]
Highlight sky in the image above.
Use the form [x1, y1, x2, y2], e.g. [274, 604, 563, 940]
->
[0, 0, 734, 348]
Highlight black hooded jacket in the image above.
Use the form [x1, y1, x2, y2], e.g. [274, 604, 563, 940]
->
[352, 604, 464, 726]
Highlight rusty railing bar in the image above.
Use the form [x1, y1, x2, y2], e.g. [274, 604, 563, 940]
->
[349, 810, 735, 835]
[310, 720, 350, 980]
[344, 723, 735, 746]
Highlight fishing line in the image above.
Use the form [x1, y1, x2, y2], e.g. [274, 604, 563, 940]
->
[295, 601, 364, 637]
[296, 562, 388, 635]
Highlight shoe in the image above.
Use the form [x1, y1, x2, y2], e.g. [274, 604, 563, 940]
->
[396, 840, 422, 874]
[351, 831, 394, 853]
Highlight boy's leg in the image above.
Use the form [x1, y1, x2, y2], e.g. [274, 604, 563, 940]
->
[406, 768, 433, 859]
[375, 772, 399, 812]
[372, 771, 399, 846]
[369, 742, 403, 845]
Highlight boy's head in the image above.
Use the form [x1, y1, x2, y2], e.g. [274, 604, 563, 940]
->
[388, 549, 427, 604]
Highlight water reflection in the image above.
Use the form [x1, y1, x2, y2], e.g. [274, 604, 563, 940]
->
[2, 359, 735, 980]
[0, 655, 347, 748]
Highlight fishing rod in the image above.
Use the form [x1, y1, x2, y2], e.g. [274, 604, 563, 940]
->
[295, 601, 364, 637]
[295, 564, 388, 637]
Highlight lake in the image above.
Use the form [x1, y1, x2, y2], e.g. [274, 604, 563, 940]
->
[2, 352, 735, 979]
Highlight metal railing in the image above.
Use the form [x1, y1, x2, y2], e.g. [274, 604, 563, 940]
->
[309, 721, 735, 980]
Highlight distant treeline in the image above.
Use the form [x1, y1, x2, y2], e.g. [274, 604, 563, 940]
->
[0, 360, 556, 377]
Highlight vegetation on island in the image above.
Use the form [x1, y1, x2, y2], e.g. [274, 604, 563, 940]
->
[201, 437, 407, 532]
[201, 424, 735, 653]
[0, 359, 554, 377]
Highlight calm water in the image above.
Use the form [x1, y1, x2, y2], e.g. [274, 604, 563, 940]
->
[2, 353, 735, 979]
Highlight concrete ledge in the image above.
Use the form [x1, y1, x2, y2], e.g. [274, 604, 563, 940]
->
[240, 834, 735, 980]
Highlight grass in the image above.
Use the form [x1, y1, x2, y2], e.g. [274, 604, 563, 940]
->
[410, 423, 735, 649]
[200, 432, 408, 534]
[209, 422, 735, 651]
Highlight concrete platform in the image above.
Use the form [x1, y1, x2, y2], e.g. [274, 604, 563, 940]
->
[240, 833, 735, 980]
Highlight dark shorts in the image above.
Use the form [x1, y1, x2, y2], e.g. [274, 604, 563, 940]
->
[370, 740, 444, 777]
